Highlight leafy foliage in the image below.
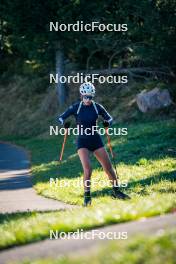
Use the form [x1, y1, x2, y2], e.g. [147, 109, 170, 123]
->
[0, 0, 176, 75]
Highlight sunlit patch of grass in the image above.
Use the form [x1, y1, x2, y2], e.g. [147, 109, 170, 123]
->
[32, 157, 176, 206]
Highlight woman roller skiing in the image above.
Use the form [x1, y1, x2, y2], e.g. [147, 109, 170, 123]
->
[57, 82, 130, 206]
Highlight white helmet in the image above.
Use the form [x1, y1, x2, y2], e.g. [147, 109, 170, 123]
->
[79, 82, 95, 96]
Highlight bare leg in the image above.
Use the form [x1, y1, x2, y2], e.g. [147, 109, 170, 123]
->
[77, 148, 92, 192]
[93, 147, 118, 186]
[94, 147, 130, 200]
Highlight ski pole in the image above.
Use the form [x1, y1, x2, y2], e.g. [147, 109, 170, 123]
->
[59, 128, 68, 161]
[59, 122, 70, 162]
[105, 127, 118, 178]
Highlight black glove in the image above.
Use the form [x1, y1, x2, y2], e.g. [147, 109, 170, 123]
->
[102, 120, 109, 128]
[64, 121, 71, 128]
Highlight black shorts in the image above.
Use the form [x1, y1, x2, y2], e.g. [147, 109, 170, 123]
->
[76, 134, 104, 152]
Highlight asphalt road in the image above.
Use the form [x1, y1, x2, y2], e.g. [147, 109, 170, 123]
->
[0, 142, 74, 213]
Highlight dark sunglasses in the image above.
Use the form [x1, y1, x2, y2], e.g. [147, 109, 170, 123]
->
[83, 95, 93, 100]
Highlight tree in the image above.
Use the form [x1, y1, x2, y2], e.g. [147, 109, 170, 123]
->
[1, 0, 175, 102]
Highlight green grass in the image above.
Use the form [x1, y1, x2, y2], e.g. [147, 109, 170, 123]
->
[0, 119, 176, 250]
[17, 228, 176, 264]
[16, 119, 176, 206]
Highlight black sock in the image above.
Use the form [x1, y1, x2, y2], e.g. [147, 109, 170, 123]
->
[113, 186, 120, 192]
[84, 190, 91, 197]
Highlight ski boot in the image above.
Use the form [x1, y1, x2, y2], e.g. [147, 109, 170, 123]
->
[83, 191, 92, 207]
[112, 186, 131, 200]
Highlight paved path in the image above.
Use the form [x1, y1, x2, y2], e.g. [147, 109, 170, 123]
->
[0, 142, 73, 213]
[0, 213, 175, 264]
